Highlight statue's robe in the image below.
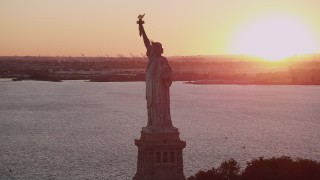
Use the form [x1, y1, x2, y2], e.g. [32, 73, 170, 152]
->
[145, 47, 173, 130]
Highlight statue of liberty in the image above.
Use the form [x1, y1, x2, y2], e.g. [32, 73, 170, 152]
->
[134, 15, 186, 180]
[137, 14, 176, 132]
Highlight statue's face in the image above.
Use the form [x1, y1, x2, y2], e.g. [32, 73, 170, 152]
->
[154, 42, 163, 56]
[158, 46, 163, 55]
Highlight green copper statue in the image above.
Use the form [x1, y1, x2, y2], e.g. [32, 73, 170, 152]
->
[137, 14, 175, 131]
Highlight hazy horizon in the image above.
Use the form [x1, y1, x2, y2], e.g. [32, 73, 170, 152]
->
[1, 0, 320, 61]
[1, 53, 319, 62]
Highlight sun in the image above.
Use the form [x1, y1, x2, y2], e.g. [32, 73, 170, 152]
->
[230, 13, 318, 61]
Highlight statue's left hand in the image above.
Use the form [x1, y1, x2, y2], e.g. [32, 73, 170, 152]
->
[163, 78, 173, 87]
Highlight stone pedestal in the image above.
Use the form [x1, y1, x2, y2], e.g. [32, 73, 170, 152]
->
[133, 128, 186, 180]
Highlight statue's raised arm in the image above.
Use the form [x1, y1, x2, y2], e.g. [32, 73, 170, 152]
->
[137, 14, 151, 51]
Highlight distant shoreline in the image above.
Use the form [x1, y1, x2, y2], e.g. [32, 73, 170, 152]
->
[3, 78, 320, 85]
[1, 56, 320, 85]
[184, 80, 320, 85]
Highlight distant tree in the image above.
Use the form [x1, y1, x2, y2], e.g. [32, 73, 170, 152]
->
[242, 156, 320, 180]
[189, 156, 320, 180]
[188, 169, 217, 180]
[188, 158, 240, 180]
[216, 158, 241, 180]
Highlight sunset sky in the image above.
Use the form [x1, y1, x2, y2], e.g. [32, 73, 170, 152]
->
[1, 0, 320, 60]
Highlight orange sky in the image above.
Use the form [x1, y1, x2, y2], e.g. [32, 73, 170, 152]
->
[1, 0, 320, 58]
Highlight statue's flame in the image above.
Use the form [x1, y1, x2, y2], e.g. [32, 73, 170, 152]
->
[138, 14, 145, 20]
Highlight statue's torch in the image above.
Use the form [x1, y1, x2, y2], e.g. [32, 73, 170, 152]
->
[137, 14, 145, 37]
